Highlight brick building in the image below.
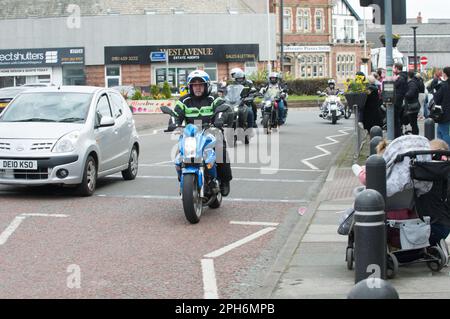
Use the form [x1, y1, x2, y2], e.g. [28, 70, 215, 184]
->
[271, 0, 367, 84]
[0, 0, 276, 90]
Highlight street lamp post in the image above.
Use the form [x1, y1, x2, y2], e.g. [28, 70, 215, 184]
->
[280, 0, 284, 73]
[412, 26, 418, 73]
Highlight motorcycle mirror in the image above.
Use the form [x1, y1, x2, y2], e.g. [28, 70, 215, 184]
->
[160, 106, 174, 115]
[215, 104, 230, 113]
[240, 87, 250, 98]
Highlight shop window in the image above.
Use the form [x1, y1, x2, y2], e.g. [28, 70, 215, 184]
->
[245, 62, 257, 77]
[105, 65, 121, 87]
[63, 65, 86, 85]
[204, 63, 217, 82]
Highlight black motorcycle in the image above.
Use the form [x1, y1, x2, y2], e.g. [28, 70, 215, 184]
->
[223, 84, 254, 146]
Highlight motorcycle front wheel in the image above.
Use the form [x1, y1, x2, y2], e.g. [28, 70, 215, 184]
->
[262, 113, 270, 134]
[182, 174, 203, 224]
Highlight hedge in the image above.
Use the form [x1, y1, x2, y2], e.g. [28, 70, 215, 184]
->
[285, 78, 329, 96]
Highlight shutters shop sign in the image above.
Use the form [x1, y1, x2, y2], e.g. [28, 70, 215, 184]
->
[105, 44, 259, 64]
[0, 47, 84, 68]
[283, 46, 331, 53]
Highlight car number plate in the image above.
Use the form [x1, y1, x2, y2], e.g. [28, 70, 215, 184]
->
[0, 160, 37, 170]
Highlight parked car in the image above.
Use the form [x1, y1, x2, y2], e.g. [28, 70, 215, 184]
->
[0, 86, 140, 196]
[0, 86, 32, 113]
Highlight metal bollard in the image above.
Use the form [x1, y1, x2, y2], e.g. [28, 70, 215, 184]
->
[366, 155, 387, 203]
[354, 189, 386, 283]
[369, 126, 383, 140]
[369, 136, 383, 156]
[347, 278, 399, 299]
[424, 118, 435, 141]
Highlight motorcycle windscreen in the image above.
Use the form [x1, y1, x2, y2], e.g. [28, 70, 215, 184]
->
[225, 84, 244, 104]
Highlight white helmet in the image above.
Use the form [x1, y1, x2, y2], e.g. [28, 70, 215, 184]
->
[230, 68, 244, 79]
[328, 79, 336, 86]
[269, 72, 280, 84]
[187, 70, 211, 96]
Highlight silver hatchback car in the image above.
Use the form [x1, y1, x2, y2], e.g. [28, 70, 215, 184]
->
[0, 86, 139, 196]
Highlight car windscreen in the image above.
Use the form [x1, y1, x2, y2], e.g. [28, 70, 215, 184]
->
[0, 88, 27, 100]
[0, 92, 93, 123]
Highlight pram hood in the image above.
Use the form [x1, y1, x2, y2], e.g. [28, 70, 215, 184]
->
[383, 135, 432, 197]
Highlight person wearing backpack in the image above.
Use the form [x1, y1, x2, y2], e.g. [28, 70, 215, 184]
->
[434, 67, 450, 146]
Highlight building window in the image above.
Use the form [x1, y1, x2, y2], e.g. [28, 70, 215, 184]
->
[315, 9, 323, 32]
[297, 8, 303, 32]
[304, 9, 310, 31]
[337, 54, 356, 79]
[283, 8, 292, 32]
[298, 54, 326, 79]
[245, 62, 257, 77]
[105, 65, 121, 87]
[344, 19, 354, 41]
[283, 56, 292, 74]
[204, 63, 217, 82]
[63, 65, 86, 85]
[332, 18, 337, 40]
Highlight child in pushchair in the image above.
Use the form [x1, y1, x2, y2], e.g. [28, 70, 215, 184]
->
[339, 135, 450, 278]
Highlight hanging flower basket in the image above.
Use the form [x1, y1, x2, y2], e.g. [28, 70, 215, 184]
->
[344, 92, 368, 108]
[380, 34, 401, 47]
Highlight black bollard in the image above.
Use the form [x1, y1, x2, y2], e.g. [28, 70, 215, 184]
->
[347, 278, 399, 299]
[424, 118, 435, 141]
[354, 189, 386, 283]
[369, 126, 383, 140]
[366, 155, 387, 203]
[369, 136, 383, 156]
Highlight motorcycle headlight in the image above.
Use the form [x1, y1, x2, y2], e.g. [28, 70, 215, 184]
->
[52, 131, 80, 153]
[265, 101, 271, 107]
[184, 137, 197, 158]
[234, 106, 239, 112]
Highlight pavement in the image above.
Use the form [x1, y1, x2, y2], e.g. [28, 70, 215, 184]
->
[255, 123, 450, 299]
[132, 113, 450, 299]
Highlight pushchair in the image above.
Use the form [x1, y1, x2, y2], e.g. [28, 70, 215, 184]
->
[339, 135, 450, 278]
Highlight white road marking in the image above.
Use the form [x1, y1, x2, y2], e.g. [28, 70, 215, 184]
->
[0, 213, 69, 246]
[230, 221, 279, 227]
[21, 213, 69, 218]
[204, 227, 276, 258]
[139, 129, 164, 137]
[96, 194, 308, 203]
[201, 259, 219, 299]
[114, 175, 316, 183]
[301, 127, 353, 170]
[139, 165, 325, 173]
[0, 216, 26, 245]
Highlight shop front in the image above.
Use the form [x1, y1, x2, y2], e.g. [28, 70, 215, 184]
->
[104, 44, 259, 90]
[0, 47, 85, 88]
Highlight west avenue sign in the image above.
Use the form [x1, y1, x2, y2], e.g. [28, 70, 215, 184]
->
[105, 44, 259, 64]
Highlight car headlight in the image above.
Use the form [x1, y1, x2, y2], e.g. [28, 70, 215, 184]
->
[52, 131, 80, 153]
[183, 137, 197, 158]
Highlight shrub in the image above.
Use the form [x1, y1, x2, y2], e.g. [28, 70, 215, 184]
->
[150, 85, 160, 99]
[162, 81, 172, 99]
[131, 89, 142, 100]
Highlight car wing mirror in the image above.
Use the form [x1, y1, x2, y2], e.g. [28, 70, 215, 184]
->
[99, 116, 115, 127]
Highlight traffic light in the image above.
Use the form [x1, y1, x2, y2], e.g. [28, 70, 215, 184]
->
[359, 0, 406, 25]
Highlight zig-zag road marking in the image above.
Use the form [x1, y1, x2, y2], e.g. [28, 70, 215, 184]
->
[301, 127, 353, 170]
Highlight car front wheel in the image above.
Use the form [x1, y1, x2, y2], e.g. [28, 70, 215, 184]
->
[76, 155, 97, 197]
[122, 146, 139, 180]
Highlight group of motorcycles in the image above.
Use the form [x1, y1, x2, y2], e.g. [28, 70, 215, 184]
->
[160, 86, 287, 224]
[317, 90, 351, 124]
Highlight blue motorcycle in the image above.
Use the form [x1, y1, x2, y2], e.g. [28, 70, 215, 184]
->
[161, 105, 229, 224]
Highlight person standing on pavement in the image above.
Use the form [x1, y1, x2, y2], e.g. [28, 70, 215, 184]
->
[393, 63, 409, 138]
[404, 71, 421, 135]
[433, 67, 450, 147]
[362, 75, 383, 132]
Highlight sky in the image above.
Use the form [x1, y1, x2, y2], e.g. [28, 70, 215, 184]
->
[346, 0, 448, 20]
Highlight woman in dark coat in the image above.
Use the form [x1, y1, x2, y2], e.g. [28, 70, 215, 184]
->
[362, 75, 383, 132]
[404, 71, 421, 135]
